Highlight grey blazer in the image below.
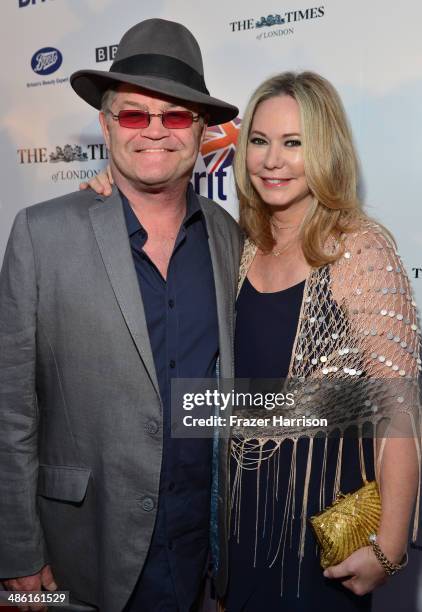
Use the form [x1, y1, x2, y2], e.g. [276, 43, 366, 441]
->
[0, 187, 242, 612]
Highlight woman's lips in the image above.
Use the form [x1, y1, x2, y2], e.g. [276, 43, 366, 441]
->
[261, 177, 293, 187]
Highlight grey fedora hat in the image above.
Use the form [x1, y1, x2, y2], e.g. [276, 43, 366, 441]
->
[70, 18, 238, 126]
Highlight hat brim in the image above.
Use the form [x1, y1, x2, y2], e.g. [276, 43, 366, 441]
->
[70, 69, 238, 126]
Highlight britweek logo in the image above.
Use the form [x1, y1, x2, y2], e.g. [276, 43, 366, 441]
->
[31, 47, 62, 75]
[229, 6, 325, 41]
[193, 118, 241, 202]
[19, 0, 54, 6]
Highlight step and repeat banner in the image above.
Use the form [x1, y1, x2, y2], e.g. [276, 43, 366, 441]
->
[1, 0, 422, 610]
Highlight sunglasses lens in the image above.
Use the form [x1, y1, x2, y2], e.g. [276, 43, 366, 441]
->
[115, 110, 195, 129]
[162, 111, 193, 128]
[118, 110, 149, 128]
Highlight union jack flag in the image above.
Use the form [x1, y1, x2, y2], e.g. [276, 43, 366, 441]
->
[200, 118, 242, 173]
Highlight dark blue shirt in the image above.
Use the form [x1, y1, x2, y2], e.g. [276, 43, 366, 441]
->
[121, 186, 218, 611]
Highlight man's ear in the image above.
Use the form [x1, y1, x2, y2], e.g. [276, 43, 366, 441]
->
[99, 111, 111, 150]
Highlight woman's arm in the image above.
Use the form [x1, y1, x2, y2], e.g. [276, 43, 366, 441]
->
[377, 435, 419, 563]
[79, 165, 113, 195]
[324, 223, 420, 595]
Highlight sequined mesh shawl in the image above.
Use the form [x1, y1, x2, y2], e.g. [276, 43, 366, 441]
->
[231, 220, 421, 590]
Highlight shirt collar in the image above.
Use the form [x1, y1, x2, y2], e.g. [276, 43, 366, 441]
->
[120, 183, 205, 238]
[121, 190, 142, 237]
[185, 183, 203, 225]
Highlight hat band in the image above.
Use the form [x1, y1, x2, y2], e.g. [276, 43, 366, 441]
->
[110, 53, 209, 95]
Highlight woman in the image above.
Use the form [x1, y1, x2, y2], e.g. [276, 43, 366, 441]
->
[226, 71, 420, 611]
[82, 71, 421, 611]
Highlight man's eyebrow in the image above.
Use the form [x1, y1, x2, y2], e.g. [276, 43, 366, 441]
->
[118, 101, 183, 110]
[119, 100, 148, 110]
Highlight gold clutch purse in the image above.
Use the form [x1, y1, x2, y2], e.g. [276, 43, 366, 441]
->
[309, 480, 381, 569]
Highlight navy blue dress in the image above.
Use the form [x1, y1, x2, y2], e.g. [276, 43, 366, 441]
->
[225, 277, 373, 612]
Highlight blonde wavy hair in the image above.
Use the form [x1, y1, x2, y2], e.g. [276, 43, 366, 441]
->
[234, 71, 368, 267]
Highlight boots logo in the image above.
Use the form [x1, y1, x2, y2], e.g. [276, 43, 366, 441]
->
[31, 47, 63, 75]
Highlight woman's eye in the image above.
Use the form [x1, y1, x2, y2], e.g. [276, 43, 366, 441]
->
[285, 139, 301, 147]
[249, 137, 267, 145]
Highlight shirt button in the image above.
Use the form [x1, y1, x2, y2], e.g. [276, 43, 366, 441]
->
[169, 360, 176, 369]
[168, 481, 175, 492]
[145, 420, 159, 435]
[141, 497, 154, 512]
[168, 540, 174, 550]
[168, 299, 175, 308]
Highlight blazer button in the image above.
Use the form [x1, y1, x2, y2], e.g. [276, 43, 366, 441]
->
[145, 420, 159, 435]
[141, 497, 154, 512]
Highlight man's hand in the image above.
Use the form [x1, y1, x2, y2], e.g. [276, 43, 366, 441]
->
[3, 564, 57, 612]
[323, 546, 387, 596]
[79, 165, 113, 196]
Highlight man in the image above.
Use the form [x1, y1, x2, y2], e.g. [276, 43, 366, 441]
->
[0, 19, 241, 612]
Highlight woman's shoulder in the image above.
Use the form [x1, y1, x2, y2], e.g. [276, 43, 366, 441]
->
[328, 216, 410, 305]
[326, 218, 399, 279]
[340, 217, 397, 256]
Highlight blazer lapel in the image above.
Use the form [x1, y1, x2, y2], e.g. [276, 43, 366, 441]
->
[89, 189, 160, 399]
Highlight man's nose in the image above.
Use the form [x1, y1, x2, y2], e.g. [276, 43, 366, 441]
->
[141, 114, 170, 138]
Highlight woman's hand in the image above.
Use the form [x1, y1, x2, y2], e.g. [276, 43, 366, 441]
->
[79, 165, 113, 195]
[323, 546, 387, 596]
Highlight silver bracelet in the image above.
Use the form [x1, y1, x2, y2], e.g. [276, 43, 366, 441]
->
[368, 533, 408, 576]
